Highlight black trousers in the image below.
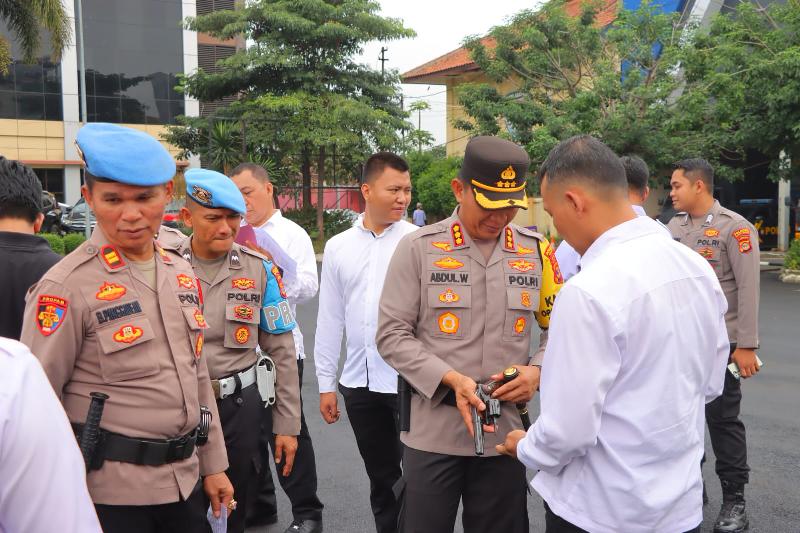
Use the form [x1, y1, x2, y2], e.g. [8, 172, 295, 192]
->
[215, 382, 263, 533]
[398, 446, 528, 533]
[95, 481, 210, 533]
[339, 385, 403, 533]
[247, 358, 324, 522]
[543, 502, 701, 533]
[706, 347, 750, 485]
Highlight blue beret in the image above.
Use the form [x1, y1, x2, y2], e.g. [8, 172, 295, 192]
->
[185, 168, 246, 215]
[76, 123, 175, 186]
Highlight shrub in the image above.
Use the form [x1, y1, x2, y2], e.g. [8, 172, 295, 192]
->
[415, 156, 462, 219]
[41, 233, 65, 255]
[283, 207, 357, 239]
[784, 239, 800, 270]
[63, 233, 86, 254]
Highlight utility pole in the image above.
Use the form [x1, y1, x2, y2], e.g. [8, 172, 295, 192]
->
[379, 46, 388, 76]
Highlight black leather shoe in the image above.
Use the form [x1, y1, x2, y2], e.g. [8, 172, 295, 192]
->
[713, 481, 748, 533]
[284, 519, 323, 533]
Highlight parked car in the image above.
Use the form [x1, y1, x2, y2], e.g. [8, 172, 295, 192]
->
[40, 191, 63, 234]
[61, 197, 96, 234]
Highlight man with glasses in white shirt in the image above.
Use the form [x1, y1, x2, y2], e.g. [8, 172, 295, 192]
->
[231, 163, 323, 533]
[498, 135, 730, 533]
[314, 152, 416, 533]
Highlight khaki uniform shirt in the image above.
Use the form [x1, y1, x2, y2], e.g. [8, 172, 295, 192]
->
[377, 212, 562, 456]
[20, 227, 228, 506]
[668, 200, 760, 347]
[169, 235, 301, 436]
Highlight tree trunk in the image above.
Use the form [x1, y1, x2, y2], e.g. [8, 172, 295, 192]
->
[301, 146, 312, 208]
[317, 146, 326, 241]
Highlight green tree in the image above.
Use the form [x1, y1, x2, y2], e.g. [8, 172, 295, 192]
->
[167, 0, 415, 217]
[677, 0, 800, 183]
[0, 0, 71, 73]
[455, 0, 693, 183]
[415, 156, 462, 219]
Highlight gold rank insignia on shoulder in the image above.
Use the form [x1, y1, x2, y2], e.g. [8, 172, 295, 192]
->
[504, 227, 515, 251]
[101, 244, 125, 269]
[450, 223, 465, 247]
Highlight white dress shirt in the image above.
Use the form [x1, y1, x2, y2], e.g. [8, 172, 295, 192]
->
[315, 215, 418, 394]
[555, 205, 670, 281]
[517, 216, 730, 533]
[0, 338, 102, 532]
[255, 210, 319, 359]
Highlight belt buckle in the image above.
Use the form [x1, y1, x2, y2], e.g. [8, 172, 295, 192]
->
[166, 433, 195, 462]
[211, 380, 221, 399]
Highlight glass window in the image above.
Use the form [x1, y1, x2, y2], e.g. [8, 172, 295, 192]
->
[17, 93, 45, 120]
[0, 90, 15, 118]
[121, 97, 146, 123]
[43, 62, 61, 93]
[0, 65, 14, 91]
[15, 62, 43, 92]
[44, 94, 62, 120]
[95, 96, 121, 122]
[35, 169, 65, 202]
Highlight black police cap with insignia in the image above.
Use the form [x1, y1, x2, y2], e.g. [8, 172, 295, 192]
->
[459, 136, 530, 210]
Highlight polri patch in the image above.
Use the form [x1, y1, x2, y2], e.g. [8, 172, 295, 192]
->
[36, 295, 68, 336]
[96, 282, 127, 301]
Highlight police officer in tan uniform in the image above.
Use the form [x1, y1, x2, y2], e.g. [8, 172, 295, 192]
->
[20, 123, 233, 533]
[668, 158, 760, 533]
[377, 136, 562, 533]
[161, 168, 301, 533]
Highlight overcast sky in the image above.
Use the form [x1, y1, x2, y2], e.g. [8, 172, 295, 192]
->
[358, 0, 545, 147]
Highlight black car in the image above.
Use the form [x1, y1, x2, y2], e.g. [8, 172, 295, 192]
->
[40, 191, 63, 234]
[61, 197, 96, 234]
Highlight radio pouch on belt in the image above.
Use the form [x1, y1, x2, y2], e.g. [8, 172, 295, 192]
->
[256, 348, 277, 407]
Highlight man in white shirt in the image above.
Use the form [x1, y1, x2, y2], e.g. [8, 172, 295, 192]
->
[555, 154, 669, 280]
[315, 152, 417, 533]
[0, 337, 102, 532]
[498, 135, 730, 533]
[230, 163, 323, 533]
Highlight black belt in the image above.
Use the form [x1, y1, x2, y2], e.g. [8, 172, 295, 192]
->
[72, 423, 198, 468]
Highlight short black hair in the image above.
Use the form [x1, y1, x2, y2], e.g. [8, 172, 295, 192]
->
[620, 155, 649, 194]
[0, 156, 43, 223]
[231, 162, 270, 183]
[537, 135, 626, 192]
[674, 158, 714, 190]
[362, 152, 409, 184]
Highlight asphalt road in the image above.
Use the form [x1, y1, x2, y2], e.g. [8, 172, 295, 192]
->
[249, 269, 800, 533]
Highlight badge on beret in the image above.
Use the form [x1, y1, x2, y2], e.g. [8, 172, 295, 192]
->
[101, 245, 125, 269]
[113, 324, 143, 344]
[232, 277, 256, 290]
[437, 312, 460, 335]
[96, 282, 127, 301]
[36, 295, 68, 336]
[509, 259, 535, 273]
[235, 326, 250, 344]
[192, 185, 213, 205]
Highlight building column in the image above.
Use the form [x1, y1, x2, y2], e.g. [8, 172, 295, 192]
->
[182, 0, 201, 169]
[61, 0, 82, 205]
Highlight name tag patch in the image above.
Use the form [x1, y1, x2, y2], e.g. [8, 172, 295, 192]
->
[96, 301, 143, 325]
[227, 292, 261, 304]
[507, 274, 539, 288]
[178, 292, 200, 306]
[430, 272, 470, 284]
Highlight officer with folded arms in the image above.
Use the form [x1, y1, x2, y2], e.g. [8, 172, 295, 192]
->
[20, 123, 233, 533]
[161, 169, 301, 533]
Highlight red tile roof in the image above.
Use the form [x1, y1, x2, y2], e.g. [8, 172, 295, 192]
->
[402, 0, 619, 83]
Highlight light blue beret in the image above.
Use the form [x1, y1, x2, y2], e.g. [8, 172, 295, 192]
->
[76, 123, 175, 186]
[185, 168, 246, 215]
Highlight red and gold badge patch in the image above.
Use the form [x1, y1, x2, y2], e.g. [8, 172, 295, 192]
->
[195, 333, 203, 358]
[433, 257, 464, 270]
[733, 228, 752, 253]
[437, 312, 460, 335]
[234, 304, 254, 320]
[508, 259, 535, 273]
[271, 265, 287, 298]
[544, 244, 564, 284]
[697, 247, 714, 260]
[95, 282, 126, 301]
[521, 291, 531, 308]
[36, 295, 68, 336]
[113, 324, 143, 344]
[235, 326, 250, 344]
[193, 309, 207, 329]
[176, 274, 194, 289]
[504, 227, 515, 251]
[438, 289, 460, 304]
[450, 223, 465, 247]
[514, 316, 527, 334]
[431, 241, 452, 252]
[515, 245, 534, 255]
[704, 228, 720, 238]
[232, 277, 256, 291]
[101, 245, 125, 269]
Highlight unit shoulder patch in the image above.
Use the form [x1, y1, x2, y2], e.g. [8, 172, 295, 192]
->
[36, 295, 68, 336]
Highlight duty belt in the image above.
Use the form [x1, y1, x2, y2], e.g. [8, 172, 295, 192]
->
[72, 423, 198, 469]
[211, 364, 257, 400]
